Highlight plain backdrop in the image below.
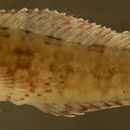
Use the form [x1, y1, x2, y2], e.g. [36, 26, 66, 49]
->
[0, 0, 129, 130]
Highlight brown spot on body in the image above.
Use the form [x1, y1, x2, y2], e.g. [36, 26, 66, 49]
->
[108, 69, 114, 78]
[16, 64, 30, 70]
[20, 98, 24, 100]
[66, 67, 74, 75]
[1, 27, 8, 30]
[47, 35, 63, 41]
[44, 82, 50, 85]
[25, 94, 29, 97]
[48, 77, 52, 79]
[59, 81, 64, 84]
[77, 42, 81, 45]
[60, 75, 64, 78]
[87, 45, 105, 54]
[45, 41, 50, 45]
[57, 90, 64, 97]
[100, 48, 104, 54]
[79, 104, 88, 111]
[14, 48, 33, 56]
[89, 104, 100, 109]
[123, 90, 126, 94]
[29, 88, 35, 93]
[91, 66, 114, 80]
[4, 34, 10, 38]
[55, 37, 62, 41]
[14, 48, 34, 70]
[24, 30, 31, 33]
[104, 103, 112, 107]
[6, 95, 11, 101]
[49, 64, 54, 72]
[45, 89, 52, 92]
[64, 104, 73, 111]
[122, 48, 128, 51]
[37, 94, 42, 96]
[114, 101, 123, 106]
[48, 35, 54, 39]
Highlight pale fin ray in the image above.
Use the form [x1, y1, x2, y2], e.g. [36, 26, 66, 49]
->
[29, 99, 130, 117]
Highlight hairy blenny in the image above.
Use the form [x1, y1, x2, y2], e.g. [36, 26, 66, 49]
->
[0, 8, 129, 117]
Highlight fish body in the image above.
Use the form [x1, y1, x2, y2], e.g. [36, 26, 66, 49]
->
[0, 8, 130, 117]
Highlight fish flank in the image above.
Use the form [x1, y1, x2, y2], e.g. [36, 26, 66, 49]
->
[0, 8, 129, 117]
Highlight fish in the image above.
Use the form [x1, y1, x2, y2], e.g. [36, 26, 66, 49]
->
[0, 8, 129, 117]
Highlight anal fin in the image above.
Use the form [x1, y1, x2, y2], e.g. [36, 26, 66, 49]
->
[29, 100, 127, 117]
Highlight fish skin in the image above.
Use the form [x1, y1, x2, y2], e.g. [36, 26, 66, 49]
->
[0, 8, 129, 117]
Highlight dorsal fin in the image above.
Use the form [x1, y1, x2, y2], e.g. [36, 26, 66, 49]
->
[0, 8, 130, 50]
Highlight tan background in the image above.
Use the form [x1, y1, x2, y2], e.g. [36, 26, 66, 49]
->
[0, 0, 130, 130]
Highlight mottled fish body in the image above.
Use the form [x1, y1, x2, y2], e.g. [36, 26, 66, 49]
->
[0, 8, 130, 117]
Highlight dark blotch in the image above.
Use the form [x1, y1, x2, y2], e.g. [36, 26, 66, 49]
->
[29, 88, 35, 92]
[4, 34, 10, 38]
[49, 63, 55, 72]
[6, 95, 11, 101]
[122, 48, 128, 51]
[48, 35, 63, 41]
[64, 104, 73, 111]
[89, 104, 100, 109]
[14, 48, 33, 56]
[66, 67, 74, 74]
[20, 98, 24, 100]
[1, 27, 8, 30]
[14, 48, 34, 69]
[100, 48, 104, 54]
[25, 94, 29, 97]
[114, 101, 123, 105]
[60, 75, 64, 78]
[79, 104, 88, 111]
[60, 81, 64, 84]
[48, 77, 52, 79]
[55, 37, 62, 40]
[45, 89, 52, 92]
[45, 82, 50, 85]
[48, 35, 54, 39]
[25, 30, 31, 33]
[104, 103, 112, 107]
[37, 94, 42, 96]
[45, 41, 51, 45]
[123, 90, 126, 94]
[16, 62, 31, 69]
